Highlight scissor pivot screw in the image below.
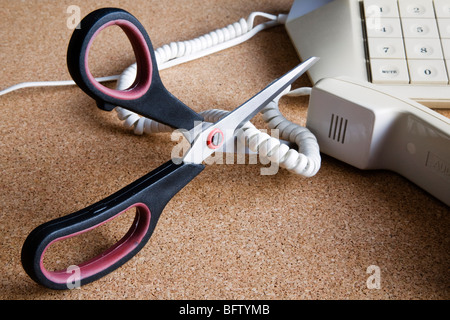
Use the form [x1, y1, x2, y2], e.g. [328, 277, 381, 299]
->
[207, 129, 224, 149]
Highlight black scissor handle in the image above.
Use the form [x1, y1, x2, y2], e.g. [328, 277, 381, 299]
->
[21, 161, 204, 290]
[67, 8, 203, 130]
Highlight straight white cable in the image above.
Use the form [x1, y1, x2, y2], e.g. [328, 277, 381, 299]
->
[0, 76, 119, 96]
[0, 12, 286, 97]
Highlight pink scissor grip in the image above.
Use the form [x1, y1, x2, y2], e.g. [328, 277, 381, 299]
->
[84, 19, 153, 100]
[67, 8, 203, 130]
[39, 203, 151, 285]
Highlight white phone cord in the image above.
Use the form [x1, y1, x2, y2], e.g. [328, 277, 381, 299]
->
[0, 11, 321, 177]
[117, 61, 320, 177]
[116, 12, 284, 131]
[204, 95, 321, 177]
[0, 12, 286, 96]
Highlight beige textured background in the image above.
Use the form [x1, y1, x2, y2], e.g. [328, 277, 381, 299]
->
[1, 0, 449, 299]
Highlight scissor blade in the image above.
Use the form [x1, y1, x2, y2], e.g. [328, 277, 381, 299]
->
[183, 57, 319, 164]
[217, 57, 319, 134]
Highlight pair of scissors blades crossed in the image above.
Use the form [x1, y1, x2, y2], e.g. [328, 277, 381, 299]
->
[21, 8, 318, 289]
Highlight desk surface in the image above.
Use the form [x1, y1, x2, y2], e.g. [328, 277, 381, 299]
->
[1, 0, 449, 300]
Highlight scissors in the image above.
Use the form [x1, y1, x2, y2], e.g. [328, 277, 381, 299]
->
[21, 8, 318, 289]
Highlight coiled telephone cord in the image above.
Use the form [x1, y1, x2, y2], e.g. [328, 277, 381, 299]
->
[1, 11, 321, 177]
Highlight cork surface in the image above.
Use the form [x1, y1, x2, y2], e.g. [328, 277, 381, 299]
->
[1, 0, 449, 299]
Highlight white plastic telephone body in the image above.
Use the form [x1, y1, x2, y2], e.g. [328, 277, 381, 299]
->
[306, 77, 450, 206]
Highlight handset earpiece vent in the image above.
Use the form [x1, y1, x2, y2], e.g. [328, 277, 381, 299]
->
[328, 114, 348, 144]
